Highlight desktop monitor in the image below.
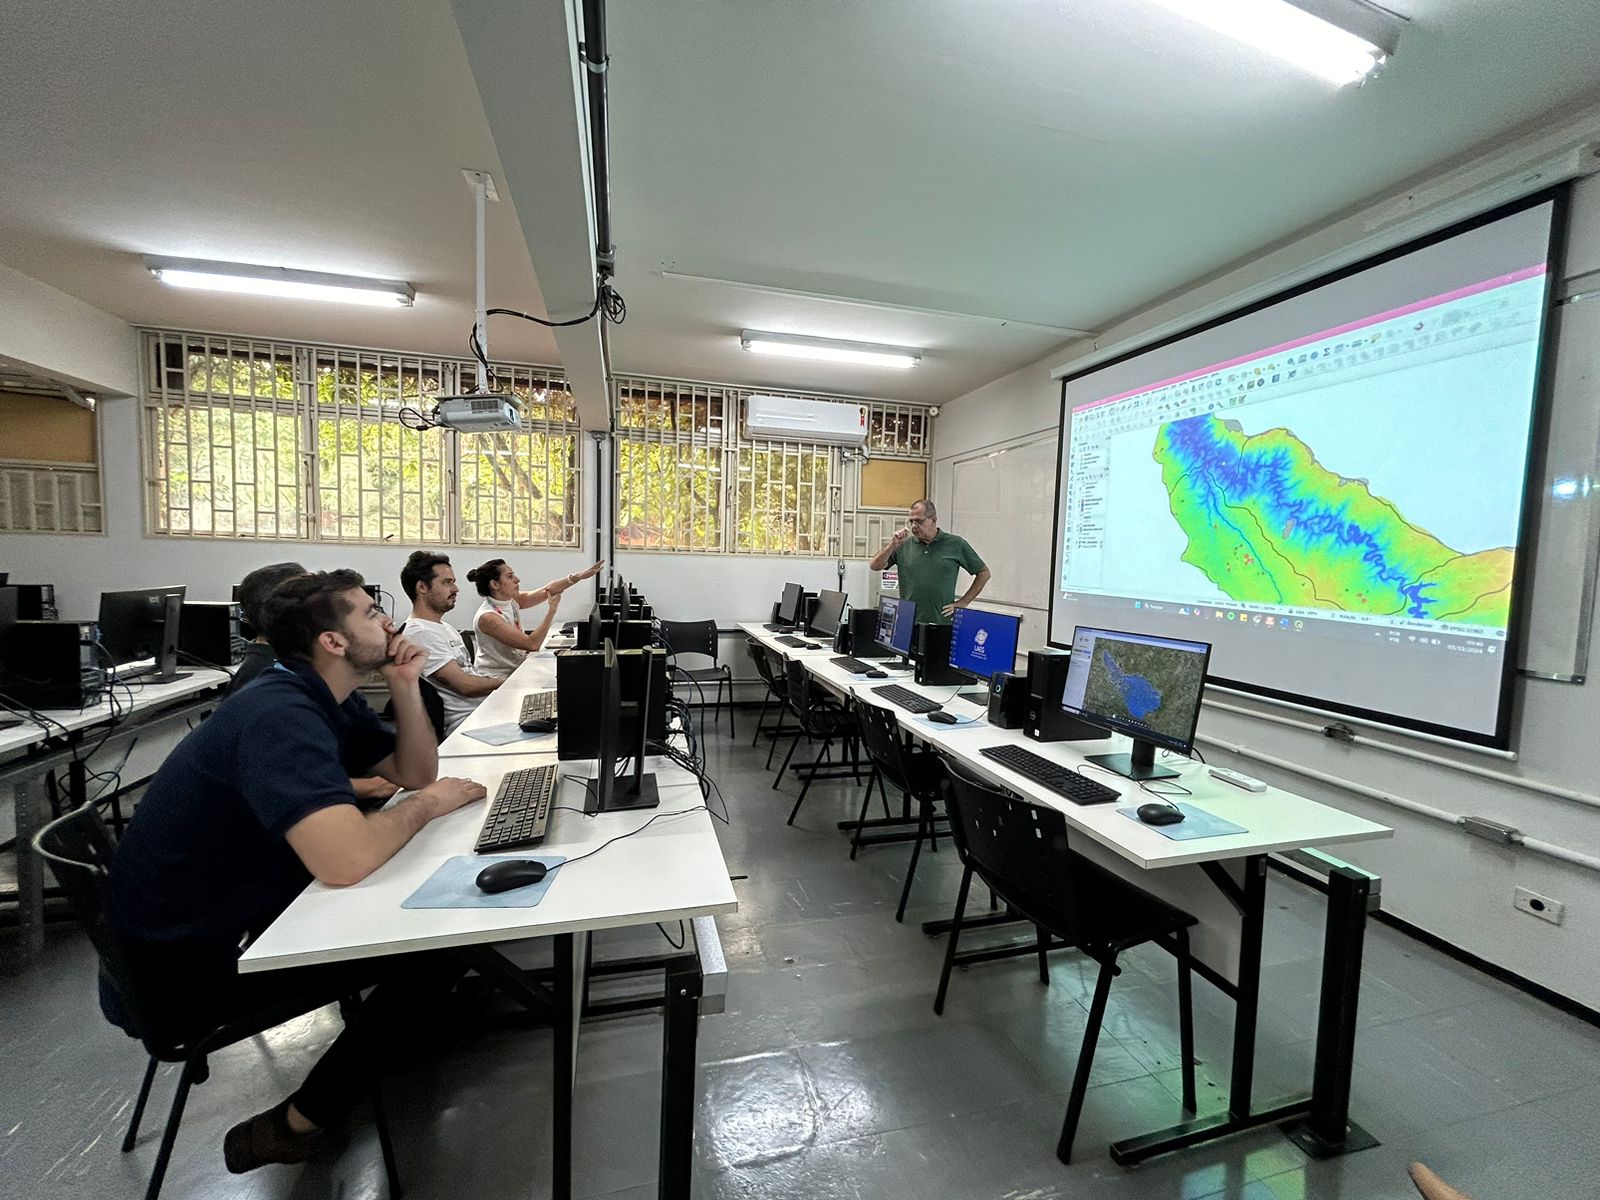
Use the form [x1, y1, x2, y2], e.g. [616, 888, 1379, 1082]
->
[566, 641, 662, 814]
[874, 597, 917, 664]
[949, 607, 1022, 685]
[777, 582, 804, 627]
[98, 586, 188, 682]
[807, 589, 847, 638]
[1060, 626, 1211, 781]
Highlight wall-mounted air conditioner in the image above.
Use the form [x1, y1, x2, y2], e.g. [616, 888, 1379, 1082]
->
[743, 395, 869, 447]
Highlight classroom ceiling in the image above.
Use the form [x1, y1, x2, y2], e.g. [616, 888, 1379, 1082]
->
[3, 0, 1600, 411]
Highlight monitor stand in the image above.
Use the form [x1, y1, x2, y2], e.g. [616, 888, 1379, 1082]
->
[954, 690, 989, 705]
[1085, 739, 1178, 781]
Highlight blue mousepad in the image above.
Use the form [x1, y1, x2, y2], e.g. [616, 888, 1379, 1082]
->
[401, 854, 566, 909]
[462, 722, 551, 747]
[1116, 805, 1247, 840]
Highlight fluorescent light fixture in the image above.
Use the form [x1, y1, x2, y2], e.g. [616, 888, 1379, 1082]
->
[1145, 0, 1401, 86]
[740, 329, 921, 369]
[145, 256, 415, 307]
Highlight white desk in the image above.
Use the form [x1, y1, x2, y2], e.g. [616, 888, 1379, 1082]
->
[438, 652, 561, 758]
[242, 656, 736, 1200]
[3, 669, 231, 960]
[791, 648, 1392, 1164]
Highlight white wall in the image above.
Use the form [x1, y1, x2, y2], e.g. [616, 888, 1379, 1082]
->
[933, 174, 1600, 1010]
[0, 263, 140, 396]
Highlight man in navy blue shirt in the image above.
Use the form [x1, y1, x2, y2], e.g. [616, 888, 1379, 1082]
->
[107, 569, 486, 1174]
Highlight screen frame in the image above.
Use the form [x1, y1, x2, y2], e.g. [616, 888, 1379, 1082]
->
[948, 605, 1023, 684]
[778, 581, 804, 625]
[1046, 186, 1570, 751]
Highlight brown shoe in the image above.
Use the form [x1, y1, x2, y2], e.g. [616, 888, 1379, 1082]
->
[223, 1099, 343, 1173]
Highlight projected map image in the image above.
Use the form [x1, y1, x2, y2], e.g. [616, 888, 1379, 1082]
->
[1153, 413, 1513, 628]
[1083, 639, 1206, 741]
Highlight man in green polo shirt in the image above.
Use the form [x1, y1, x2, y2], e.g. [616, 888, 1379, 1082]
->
[869, 498, 992, 625]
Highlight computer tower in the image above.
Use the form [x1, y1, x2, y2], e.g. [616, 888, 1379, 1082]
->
[802, 595, 821, 632]
[1, 620, 102, 708]
[556, 647, 669, 760]
[836, 609, 889, 657]
[180, 601, 245, 667]
[0, 583, 57, 622]
[987, 671, 1029, 728]
[614, 619, 655, 651]
[1025, 650, 1108, 743]
[912, 623, 967, 686]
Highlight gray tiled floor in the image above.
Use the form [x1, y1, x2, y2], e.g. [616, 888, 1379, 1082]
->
[4, 719, 1599, 1199]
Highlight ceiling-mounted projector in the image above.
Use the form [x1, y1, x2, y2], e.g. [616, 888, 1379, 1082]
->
[434, 393, 521, 432]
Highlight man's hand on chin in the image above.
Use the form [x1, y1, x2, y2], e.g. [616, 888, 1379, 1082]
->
[379, 635, 428, 687]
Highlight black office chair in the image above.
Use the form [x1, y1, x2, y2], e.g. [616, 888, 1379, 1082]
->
[659, 619, 734, 738]
[935, 762, 1199, 1164]
[460, 628, 477, 664]
[382, 622, 448, 742]
[32, 804, 402, 1200]
[853, 701, 948, 922]
[746, 640, 795, 754]
[776, 658, 862, 824]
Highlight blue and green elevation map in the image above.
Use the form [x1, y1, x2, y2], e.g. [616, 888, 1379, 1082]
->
[1153, 414, 1513, 628]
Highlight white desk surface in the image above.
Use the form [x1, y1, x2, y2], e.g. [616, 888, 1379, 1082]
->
[240, 751, 736, 973]
[439, 652, 560, 758]
[0, 669, 231, 760]
[735, 622, 840, 659]
[795, 654, 1392, 872]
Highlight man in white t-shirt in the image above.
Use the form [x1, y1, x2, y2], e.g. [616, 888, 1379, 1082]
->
[399, 551, 503, 735]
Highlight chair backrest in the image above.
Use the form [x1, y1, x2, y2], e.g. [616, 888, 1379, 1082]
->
[763, 646, 790, 697]
[460, 628, 477, 663]
[938, 761, 1102, 945]
[783, 657, 824, 718]
[855, 700, 913, 794]
[660, 619, 719, 665]
[390, 622, 448, 742]
[34, 804, 155, 1039]
[747, 638, 775, 686]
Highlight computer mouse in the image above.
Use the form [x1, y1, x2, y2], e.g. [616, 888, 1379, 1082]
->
[863, 669, 889, 678]
[926, 710, 958, 724]
[1136, 802, 1185, 826]
[475, 859, 549, 893]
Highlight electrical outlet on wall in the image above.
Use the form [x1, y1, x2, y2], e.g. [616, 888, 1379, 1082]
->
[1513, 887, 1564, 925]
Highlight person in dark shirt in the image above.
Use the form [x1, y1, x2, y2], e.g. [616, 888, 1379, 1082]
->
[226, 560, 304, 696]
[227, 561, 399, 805]
[106, 569, 486, 1174]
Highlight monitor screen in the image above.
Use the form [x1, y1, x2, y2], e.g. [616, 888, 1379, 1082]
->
[808, 589, 847, 637]
[1061, 626, 1210, 755]
[875, 597, 917, 656]
[949, 607, 1022, 683]
[778, 581, 804, 624]
[98, 586, 187, 667]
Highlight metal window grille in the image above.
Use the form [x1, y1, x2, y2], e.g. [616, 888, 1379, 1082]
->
[142, 331, 581, 546]
[312, 349, 451, 543]
[457, 364, 582, 547]
[612, 376, 933, 557]
[0, 461, 104, 533]
[614, 380, 726, 551]
[144, 334, 305, 537]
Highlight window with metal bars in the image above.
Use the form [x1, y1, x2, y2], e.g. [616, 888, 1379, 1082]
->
[0, 463, 103, 533]
[142, 332, 581, 546]
[612, 376, 931, 557]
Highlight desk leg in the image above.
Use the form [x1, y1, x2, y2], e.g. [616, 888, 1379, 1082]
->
[659, 954, 703, 1200]
[14, 775, 46, 962]
[553, 931, 588, 1200]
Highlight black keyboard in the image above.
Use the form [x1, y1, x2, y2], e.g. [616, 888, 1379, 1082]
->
[476, 764, 559, 852]
[978, 745, 1121, 806]
[775, 636, 820, 649]
[518, 690, 558, 732]
[831, 656, 875, 673]
[872, 684, 942, 714]
[762, 623, 789, 632]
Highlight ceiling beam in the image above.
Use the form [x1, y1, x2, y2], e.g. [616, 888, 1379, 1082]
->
[451, 0, 610, 428]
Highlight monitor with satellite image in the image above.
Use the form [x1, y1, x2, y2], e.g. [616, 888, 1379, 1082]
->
[1061, 625, 1211, 780]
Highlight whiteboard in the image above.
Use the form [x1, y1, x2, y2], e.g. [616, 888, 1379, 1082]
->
[948, 434, 1057, 611]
